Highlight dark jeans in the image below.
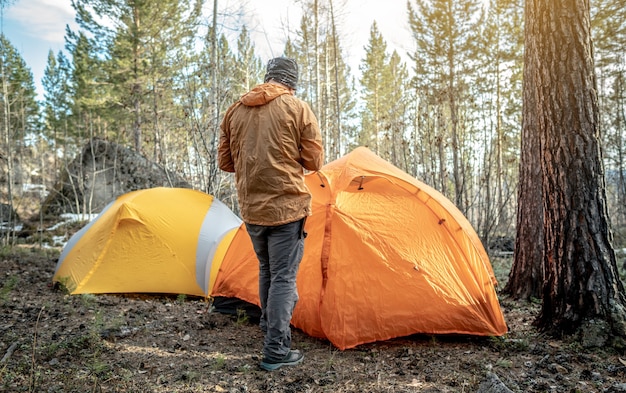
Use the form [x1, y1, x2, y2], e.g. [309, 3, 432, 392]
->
[245, 218, 306, 360]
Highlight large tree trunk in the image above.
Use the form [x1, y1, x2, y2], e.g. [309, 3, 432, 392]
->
[524, 0, 626, 345]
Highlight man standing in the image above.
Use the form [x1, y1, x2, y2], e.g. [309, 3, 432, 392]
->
[218, 57, 323, 371]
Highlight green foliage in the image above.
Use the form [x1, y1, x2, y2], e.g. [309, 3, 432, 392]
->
[408, 0, 487, 213]
[63, 0, 204, 158]
[495, 358, 513, 368]
[235, 308, 249, 326]
[87, 358, 111, 379]
[79, 293, 98, 309]
[181, 369, 201, 382]
[530, 297, 542, 305]
[0, 247, 60, 267]
[42, 50, 73, 145]
[358, 22, 412, 171]
[53, 276, 74, 295]
[0, 245, 11, 258]
[0, 34, 41, 135]
[490, 256, 513, 287]
[286, 1, 359, 161]
[67, 331, 104, 357]
[211, 353, 226, 370]
[0, 275, 17, 304]
[488, 336, 529, 353]
[38, 307, 110, 381]
[233, 25, 264, 94]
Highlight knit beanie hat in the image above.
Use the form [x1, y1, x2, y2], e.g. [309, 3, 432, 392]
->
[264, 57, 299, 90]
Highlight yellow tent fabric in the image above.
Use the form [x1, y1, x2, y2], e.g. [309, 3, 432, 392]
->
[53, 187, 242, 297]
[211, 147, 508, 350]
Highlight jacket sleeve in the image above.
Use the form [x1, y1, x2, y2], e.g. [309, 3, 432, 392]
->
[218, 108, 236, 173]
[300, 105, 324, 171]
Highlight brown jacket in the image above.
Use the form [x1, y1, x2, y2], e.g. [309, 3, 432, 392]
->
[218, 82, 323, 226]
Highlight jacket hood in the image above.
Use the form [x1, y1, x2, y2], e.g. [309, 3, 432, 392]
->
[240, 83, 293, 107]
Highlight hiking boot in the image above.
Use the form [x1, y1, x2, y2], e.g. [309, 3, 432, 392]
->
[260, 350, 304, 371]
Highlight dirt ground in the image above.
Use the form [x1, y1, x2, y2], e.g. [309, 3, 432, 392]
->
[1, 245, 626, 393]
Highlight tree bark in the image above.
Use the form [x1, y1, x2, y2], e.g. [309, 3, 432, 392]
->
[524, 0, 626, 344]
[504, 0, 543, 300]
[504, 109, 544, 299]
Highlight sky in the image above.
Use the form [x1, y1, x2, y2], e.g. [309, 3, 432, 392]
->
[1, 0, 414, 99]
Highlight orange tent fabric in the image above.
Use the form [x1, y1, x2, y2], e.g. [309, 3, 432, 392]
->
[212, 147, 508, 350]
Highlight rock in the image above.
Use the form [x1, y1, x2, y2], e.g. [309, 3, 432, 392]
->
[605, 383, 626, 393]
[548, 363, 569, 374]
[580, 319, 610, 348]
[41, 138, 191, 216]
[476, 372, 514, 393]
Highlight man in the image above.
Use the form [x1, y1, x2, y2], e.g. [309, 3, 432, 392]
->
[218, 56, 323, 371]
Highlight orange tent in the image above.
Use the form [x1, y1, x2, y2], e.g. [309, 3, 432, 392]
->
[211, 146, 508, 350]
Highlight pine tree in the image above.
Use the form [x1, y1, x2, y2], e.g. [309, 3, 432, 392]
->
[64, 29, 110, 142]
[359, 22, 389, 155]
[320, 0, 357, 160]
[408, 0, 483, 213]
[359, 25, 410, 168]
[385, 51, 411, 171]
[71, 0, 202, 157]
[0, 35, 39, 129]
[284, 0, 355, 160]
[0, 34, 40, 244]
[522, 0, 626, 345]
[42, 51, 72, 146]
[42, 50, 73, 182]
[233, 26, 264, 95]
[0, 34, 40, 150]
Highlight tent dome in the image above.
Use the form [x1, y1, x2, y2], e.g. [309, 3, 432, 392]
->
[212, 147, 508, 350]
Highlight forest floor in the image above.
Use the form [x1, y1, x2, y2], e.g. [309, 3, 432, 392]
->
[1, 232, 626, 392]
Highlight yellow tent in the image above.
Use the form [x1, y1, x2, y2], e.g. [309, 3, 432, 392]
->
[53, 187, 242, 297]
[211, 147, 508, 349]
